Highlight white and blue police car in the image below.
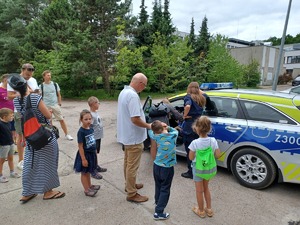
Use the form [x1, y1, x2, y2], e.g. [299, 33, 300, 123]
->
[144, 84, 300, 189]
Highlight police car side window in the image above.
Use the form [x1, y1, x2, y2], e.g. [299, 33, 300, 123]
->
[209, 97, 239, 118]
[242, 101, 295, 124]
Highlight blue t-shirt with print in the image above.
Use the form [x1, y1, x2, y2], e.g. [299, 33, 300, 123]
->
[148, 127, 178, 167]
[77, 127, 96, 152]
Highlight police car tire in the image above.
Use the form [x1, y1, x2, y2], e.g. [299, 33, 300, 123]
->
[231, 148, 277, 190]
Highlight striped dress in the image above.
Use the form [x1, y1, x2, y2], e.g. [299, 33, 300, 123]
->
[14, 94, 60, 196]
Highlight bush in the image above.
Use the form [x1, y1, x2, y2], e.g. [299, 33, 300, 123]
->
[278, 73, 293, 84]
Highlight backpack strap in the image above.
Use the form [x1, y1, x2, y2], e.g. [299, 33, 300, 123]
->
[54, 82, 58, 97]
[41, 83, 44, 98]
[41, 82, 58, 98]
[26, 94, 32, 110]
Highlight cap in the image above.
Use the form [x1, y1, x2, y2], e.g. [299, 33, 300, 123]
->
[8, 73, 27, 91]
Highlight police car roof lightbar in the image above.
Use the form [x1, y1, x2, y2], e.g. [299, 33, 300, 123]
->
[200, 82, 233, 90]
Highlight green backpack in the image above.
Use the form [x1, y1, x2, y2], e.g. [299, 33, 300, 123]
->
[195, 144, 217, 180]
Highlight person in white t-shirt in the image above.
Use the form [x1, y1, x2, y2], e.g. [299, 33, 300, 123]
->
[7, 63, 39, 170]
[117, 73, 151, 203]
[39, 70, 73, 141]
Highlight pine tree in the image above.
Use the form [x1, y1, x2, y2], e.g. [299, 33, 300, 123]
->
[161, 0, 175, 43]
[187, 17, 196, 48]
[134, 0, 152, 47]
[151, 0, 163, 33]
[195, 16, 210, 57]
[0, 0, 50, 73]
[71, 0, 132, 93]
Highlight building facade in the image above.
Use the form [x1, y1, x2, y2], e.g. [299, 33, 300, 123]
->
[229, 41, 282, 86]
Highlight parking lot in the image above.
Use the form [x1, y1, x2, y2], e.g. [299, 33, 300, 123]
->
[1, 85, 299, 225]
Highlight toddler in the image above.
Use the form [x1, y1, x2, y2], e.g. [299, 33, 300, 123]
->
[0, 108, 21, 183]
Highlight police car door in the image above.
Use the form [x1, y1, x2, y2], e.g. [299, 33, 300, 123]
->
[205, 97, 248, 167]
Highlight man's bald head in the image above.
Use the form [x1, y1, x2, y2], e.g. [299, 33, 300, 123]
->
[130, 73, 148, 93]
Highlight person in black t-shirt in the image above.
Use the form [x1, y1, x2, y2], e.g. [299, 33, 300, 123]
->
[0, 108, 21, 183]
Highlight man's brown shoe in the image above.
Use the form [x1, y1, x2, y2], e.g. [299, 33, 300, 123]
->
[126, 193, 149, 203]
[125, 183, 144, 192]
[135, 183, 143, 189]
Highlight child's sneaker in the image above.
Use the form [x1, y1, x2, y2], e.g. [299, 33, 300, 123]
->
[91, 172, 103, 180]
[65, 134, 73, 141]
[96, 165, 107, 172]
[0, 176, 9, 183]
[10, 171, 21, 178]
[17, 160, 24, 170]
[153, 212, 170, 220]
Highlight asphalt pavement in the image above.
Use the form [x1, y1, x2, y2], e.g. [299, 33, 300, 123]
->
[1, 85, 299, 225]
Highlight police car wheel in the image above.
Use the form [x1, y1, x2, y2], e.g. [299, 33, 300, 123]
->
[231, 148, 277, 190]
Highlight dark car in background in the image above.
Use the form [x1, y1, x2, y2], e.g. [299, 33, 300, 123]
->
[292, 75, 300, 86]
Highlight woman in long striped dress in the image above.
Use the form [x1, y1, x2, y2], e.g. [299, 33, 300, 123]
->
[9, 74, 65, 203]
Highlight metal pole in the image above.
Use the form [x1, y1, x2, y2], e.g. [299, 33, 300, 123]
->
[272, 0, 292, 91]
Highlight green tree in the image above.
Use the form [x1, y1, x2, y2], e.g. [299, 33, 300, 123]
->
[151, 0, 163, 34]
[150, 33, 191, 93]
[195, 16, 210, 57]
[187, 18, 196, 48]
[134, 0, 152, 48]
[160, 0, 175, 44]
[242, 59, 260, 87]
[195, 16, 210, 56]
[71, 0, 132, 93]
[0, 0, 50, 73]
[207, 34, 243, 87]
[24, 0, 79, 58]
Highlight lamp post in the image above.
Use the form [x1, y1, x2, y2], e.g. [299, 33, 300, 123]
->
[272, 0, 292, 91]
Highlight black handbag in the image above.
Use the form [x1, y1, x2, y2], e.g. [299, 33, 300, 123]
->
[43, 124, 59, 139]
[22, 95, 53, 151]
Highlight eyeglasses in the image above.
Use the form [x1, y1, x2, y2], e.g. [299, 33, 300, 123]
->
[140, 82, 147, 87]
[26, 68, 35, 72]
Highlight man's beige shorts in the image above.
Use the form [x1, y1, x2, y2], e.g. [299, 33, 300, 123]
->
[48, 104, 64, 121]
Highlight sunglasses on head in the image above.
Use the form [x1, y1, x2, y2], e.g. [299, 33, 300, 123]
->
[26, 68, 35, 72]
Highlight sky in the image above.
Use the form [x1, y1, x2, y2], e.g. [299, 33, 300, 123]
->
[130, 0, 299, 42]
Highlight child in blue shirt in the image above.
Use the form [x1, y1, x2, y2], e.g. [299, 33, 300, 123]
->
[148, 120, 178, 220]
[74, 110, 100, 197]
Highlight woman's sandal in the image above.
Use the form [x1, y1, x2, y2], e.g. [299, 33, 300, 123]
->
[43, 191, 66, 200]
[192, 206, 206, 218]
[20, 194, 37, 204]
[204, 207, 214, 217]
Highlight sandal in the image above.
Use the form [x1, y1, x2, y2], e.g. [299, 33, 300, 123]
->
[90, 185, 101, 191]
[84, 188, 97, 197]
[43, 191, 66, 200]
[192, 206, 206, 218]
[204, 207, 214, 217]
[20, 194, 37, 204]
[91, 172, 103, 180]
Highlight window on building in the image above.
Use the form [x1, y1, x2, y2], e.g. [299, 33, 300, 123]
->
[287, 55, 300, 64]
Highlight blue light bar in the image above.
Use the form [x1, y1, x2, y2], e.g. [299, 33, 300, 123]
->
[200, 82, 233, 90]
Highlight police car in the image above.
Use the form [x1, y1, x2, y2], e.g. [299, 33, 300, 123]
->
[144, 85, 300, 190]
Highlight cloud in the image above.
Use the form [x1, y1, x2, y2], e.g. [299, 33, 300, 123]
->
[131, 0, 299, 41]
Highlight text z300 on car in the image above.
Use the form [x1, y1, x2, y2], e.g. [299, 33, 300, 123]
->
[145, 89, 300, 190]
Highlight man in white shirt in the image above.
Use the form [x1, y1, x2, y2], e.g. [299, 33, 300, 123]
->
[39, 70, 73, 140]
[7, 63, 39, 170]
[117, 73, 151, 203]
